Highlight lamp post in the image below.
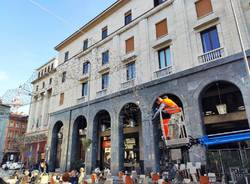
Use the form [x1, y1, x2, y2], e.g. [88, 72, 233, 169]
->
[229, 0, 250, 76]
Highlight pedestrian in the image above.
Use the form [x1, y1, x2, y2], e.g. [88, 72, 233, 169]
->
[70, 170, 78, 184]
[20, 170, 30, 184]
[38, 159, 48, 173]
[62, 172, 71, 184]
[78, 167, 85, 184]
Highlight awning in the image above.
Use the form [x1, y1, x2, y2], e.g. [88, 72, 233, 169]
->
[199, 130, 250, 147]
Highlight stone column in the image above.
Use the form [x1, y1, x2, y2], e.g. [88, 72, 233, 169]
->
[110, 111, 122, 175]
[27, 97, 37, 132]
[41, 92, 48, 128]
[141, 109, 157, 174]
[241, 76, 250, 127]
[85, 115, 95, 174]
[184, 95, 206, 165]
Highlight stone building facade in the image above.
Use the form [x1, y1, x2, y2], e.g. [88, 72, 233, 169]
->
[0, 104, 10, 164]
[3, 113, 28, 163]
[27, 0, 250, 177]
[24, 58, 58, 166]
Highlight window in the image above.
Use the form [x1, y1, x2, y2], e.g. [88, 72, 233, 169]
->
[126, 62, 136, 80]
[83, 39, 88, 51]
[155, 19, 168, 39]
[102, 50, 109, 65]
[125, 37, 134, 54]
[42, 82, 45, 88]
[64, 51, 69, 62]
[201, 26, 220, 53]
[38, 72, 40, 78]
[125, 10, 132, 25]
[36, 85, 39, 91]
[82, 82, 88, 97]
[158, 47, 171, 69]
[51, 63, 54, 69]
[102, 73, 109, 90]
[48, 66, 50, 72]
[83, 62, 89, 74]
[45, 68, 47, 73]
[49, 78, 52, 85]
[59, 93, 64, 105]
[102, 26, 108, 39]
[195, 0, 213, 18]
[62, 71, 66, 83]
[154, 0, 166, 7]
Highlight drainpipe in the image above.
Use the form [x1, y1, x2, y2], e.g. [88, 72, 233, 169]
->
[229, 0, 250, 76]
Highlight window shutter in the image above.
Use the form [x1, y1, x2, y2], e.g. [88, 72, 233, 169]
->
[59, 93, 64, 105]
[125, 37, 134, 53]
[195, 0, 213, 18]
[155, 19, 168, 39]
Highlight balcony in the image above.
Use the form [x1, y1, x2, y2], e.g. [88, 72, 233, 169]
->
[77, 96, 86, 104]
[96, 88, 108, 98]
[154, 66, 173, 79]
[79, 73, 90, 82]
[198, 47, 224, 64]
[121, 79, 135, 89]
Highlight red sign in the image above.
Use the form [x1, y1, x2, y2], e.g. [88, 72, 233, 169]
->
[102, 141, 111, 148]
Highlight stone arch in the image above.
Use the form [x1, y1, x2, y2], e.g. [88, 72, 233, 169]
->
[199, 80, 248, 135]
[50, 121, 63, 171]
[70, 115, 87, 169]
[92, 110, 112, 170]
[151, 93, 186, 172]
[119, 102, 143, 173]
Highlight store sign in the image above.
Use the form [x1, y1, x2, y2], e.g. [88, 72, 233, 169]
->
[102, 141, 111, 148]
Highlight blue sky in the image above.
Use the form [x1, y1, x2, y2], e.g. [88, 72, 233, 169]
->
[0, 0, 116, 99]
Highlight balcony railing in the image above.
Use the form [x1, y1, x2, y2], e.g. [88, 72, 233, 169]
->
[96, 88, 107, 98]
[154, 65, 173, 79]
[198, 47, 224, 63]
[77, 96, 86, 104]
[121, 79, 135, 89]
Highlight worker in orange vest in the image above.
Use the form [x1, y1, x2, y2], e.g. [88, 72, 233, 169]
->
[152, 96, 181, 139]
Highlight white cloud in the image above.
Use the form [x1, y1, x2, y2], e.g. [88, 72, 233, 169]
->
[0, 71, 8, 81]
